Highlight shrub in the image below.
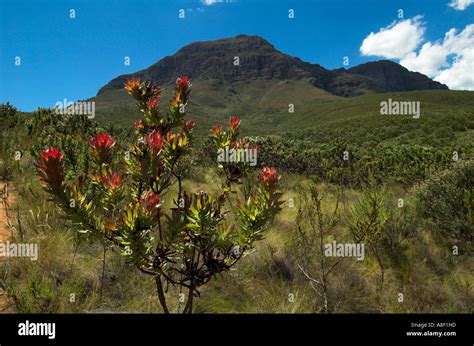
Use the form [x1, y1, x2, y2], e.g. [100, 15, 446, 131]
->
[35, 77, 283, 313]
[413, 160, 474, 248]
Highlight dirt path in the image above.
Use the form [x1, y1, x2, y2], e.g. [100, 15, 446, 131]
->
[0, 182, 15, 312]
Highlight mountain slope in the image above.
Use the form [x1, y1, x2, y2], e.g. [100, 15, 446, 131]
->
[97, 35, 447, 97]
[345, 60, 448, 92]
[92, 79, 473, 146]
[91, 35, 466, 139]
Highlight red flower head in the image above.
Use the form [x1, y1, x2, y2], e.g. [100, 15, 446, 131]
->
[258, 167, 279, 189]
[97, 172, 122, 190]
[211, 125, 223, 137]
[36, 147, 65, 196]
[89, 132, 116, 164]
[172, 76, 191, 106]
[147, 97, 159, 110]
[182, 119, 196, 133]
[229, 116, 241, 131]
[124, 79, 141, 95]
[143, 191, 161, 213]
[134, 119, 144, 130]
[177, 76, 189, 88]
[145, 129, 163, 155]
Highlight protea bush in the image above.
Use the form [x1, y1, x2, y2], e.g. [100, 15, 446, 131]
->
[35, 77, 283, 313]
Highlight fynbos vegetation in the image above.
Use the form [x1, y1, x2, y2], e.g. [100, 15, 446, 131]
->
[0, 35, 472, 317]
[33, 78, 283, 313]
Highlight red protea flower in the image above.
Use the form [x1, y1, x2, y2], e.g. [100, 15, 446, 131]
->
[36, 147, 65, 196]
[258, 167, 279, 189]
[143, 191, 161, 213]
[229, 116, 241, 131]
[134, 119, 144, 130]
[182, 119, 196, 133]
[211, 125, 223, 137]
[145, 129, 163, 155]
[172, 76, 191, 106]
[124, 79, 141, 95]
[147, 97, 159, 110]
[97, 172, 122, 190]
[89, 132, 116, 164]
[177, 76, 189, 88]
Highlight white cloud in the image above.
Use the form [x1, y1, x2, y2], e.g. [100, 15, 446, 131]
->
[360, 18, 474, 90]
[435, 48, 474, 89]
[360, 16, 425, 59]
[202, 0, 222, 5]
[201, 0, 236, 5]
[400, 25, 474, 89]
[448, 0, 474, 10]
[399, 42, 448, 76]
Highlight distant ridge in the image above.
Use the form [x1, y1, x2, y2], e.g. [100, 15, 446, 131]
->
[97, 35, 448, 97]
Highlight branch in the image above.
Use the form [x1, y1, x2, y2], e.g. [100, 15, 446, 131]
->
[325, 257, 344, 277]
[136, 265, 157, 276]
[298, 263, 323, 287]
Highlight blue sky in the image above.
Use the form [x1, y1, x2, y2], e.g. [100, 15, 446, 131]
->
[1, 0, 473, 111]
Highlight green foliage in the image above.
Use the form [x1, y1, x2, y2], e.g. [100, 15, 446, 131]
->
[255, 135, 461, 187]
[0, 103, 25, 179]
[34, 78, 283, 313]
[349, 186, 388, 243]
[349, 184, 389, 288]
[2, 86, 473, 314]
[413, 160, 474, 248]
[0, 103, 22, 129]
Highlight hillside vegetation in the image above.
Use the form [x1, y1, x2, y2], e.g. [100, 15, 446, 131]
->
[0, 79, 473, 313]
[93, 80, 473, 140]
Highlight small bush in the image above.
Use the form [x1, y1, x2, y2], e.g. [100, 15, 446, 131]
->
[413, 160, 474, 248]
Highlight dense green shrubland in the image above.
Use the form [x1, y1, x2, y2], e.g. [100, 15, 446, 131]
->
[0, 88, 473, 314]
[413, 160, 474, 250]
[255, 135, 470, 187]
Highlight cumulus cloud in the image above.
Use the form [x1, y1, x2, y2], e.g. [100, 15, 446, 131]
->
[202, 0, 222, 4]
[360, 16, 425, 59]
[399, 42, 448, 76]
[401, 25, 474, 89]
[201, 0, 235, 5]
[360, 18, 474, 90]
[448, 0, 474, 10]
[435, 48, 474, 89]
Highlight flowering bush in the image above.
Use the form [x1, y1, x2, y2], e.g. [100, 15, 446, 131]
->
[36, 77, 283, 313]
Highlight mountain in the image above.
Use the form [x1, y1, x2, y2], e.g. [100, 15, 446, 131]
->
[97, 35, 448, 97]
[90, 35, 466, 137]
[345, 60, 448, 92]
